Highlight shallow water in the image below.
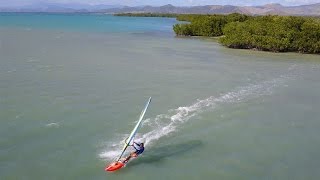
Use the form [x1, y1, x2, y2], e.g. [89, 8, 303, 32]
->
[1, 14, 320, 180]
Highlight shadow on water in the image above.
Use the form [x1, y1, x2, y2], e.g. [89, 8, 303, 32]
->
[128, 140, 203, 166]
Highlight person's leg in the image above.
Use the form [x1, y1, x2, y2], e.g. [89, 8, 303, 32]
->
[124, 155, 131, 163]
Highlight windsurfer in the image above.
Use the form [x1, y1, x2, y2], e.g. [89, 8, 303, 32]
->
[123, 142, 144, 163]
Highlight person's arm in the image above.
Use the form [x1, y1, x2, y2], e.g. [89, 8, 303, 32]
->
[133, 142, 140, 150]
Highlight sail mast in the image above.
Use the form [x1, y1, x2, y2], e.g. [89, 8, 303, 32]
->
[117, 97, 152, 161]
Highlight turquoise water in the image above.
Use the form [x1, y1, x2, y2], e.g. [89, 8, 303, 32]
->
[0, 13, 177, 34]
[1, 13, 320, 180]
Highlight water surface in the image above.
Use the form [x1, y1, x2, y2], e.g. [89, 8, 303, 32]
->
[1, 13, 320, 180]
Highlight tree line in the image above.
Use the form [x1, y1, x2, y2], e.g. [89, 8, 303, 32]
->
[221, 15, 320, 53]
[173, 13, 250, 37]
[114, 13, 178, 18]
[174, 14, 320, 54]
[115, 13, 320, 54]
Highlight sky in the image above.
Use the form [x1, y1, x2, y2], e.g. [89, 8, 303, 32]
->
[0, 0, 319, 8]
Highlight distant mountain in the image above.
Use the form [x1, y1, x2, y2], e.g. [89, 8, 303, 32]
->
[237, 3, 320, 15]
[103, 3, 320, 16]
[0, 3, 123, 13]
[1, 3, 320, 16]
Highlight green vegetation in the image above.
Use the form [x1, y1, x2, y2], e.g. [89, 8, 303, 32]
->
[174, 14, 320, 54]
[173, 13, 250, 37]
[115, 13, 178, 18]
[220, 15, 320, 53]
[115, 13, 320, 54]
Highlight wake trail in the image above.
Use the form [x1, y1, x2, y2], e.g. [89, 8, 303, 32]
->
[99, 67, 297, 161]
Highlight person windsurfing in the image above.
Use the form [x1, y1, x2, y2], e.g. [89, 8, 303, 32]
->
[123, 142, 144, 163]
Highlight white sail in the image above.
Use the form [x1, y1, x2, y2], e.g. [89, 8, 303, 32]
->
[117, 97, 151, 161]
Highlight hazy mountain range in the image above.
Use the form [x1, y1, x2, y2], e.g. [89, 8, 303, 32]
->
[0, 3, 123, 13]
[1, 3, 320, 16]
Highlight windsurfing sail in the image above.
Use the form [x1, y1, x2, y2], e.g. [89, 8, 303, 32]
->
[117, 97, 152, 161]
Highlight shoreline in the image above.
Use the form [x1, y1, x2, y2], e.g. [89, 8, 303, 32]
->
[115, 13, 320, 55]
[177, 35, 320, 55]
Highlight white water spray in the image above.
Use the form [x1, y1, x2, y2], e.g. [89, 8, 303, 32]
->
[99, 72, 293, 161]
